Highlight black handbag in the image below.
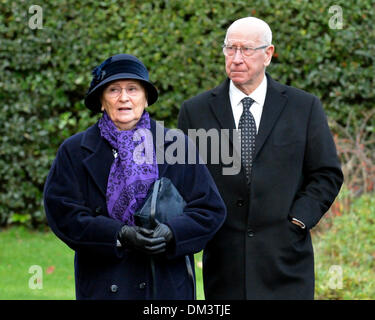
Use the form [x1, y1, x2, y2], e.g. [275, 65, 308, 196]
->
[133, 177, 196, 299]
[134, 177, 186, 229]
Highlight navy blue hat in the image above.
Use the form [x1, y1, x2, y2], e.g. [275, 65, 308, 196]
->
[84, 54, 158, 112]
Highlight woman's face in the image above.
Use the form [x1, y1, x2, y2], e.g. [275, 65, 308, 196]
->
[100, 79, 148, 130]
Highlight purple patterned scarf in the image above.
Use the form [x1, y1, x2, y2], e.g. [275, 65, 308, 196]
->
[98, 111, 159, 225]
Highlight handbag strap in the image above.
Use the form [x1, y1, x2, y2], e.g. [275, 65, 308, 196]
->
[150, 179, 161, 299]
[185, 255, 196, 299]
[150, 179, 161, 227]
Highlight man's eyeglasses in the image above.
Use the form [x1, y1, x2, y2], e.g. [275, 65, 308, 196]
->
[222, 44, 269, 57]
[104, 84, 143, 98]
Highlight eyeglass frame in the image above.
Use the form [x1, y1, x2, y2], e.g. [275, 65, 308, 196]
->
[222, 43, 269, 57]
[103, 82, 145, 99]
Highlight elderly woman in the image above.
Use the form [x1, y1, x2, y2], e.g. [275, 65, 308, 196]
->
[44, 54, 226, 300]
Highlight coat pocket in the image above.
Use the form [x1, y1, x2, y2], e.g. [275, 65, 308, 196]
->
[287, 220, 307, 243]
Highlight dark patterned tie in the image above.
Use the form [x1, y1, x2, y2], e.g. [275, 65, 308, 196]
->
[238, 97, 256, 184]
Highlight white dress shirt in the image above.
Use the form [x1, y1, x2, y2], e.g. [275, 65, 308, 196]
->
[229, 74, 268, 133]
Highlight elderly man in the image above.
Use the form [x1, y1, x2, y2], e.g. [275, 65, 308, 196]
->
[178, 17, 343, 299]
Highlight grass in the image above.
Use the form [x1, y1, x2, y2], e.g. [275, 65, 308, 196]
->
[0, 226, 205, 300]
[0, 227, 75, 300]
[313, 193, 375, 299]
[1, 192, 374, 300]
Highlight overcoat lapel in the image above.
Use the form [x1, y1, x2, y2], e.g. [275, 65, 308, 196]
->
[81, 123, 113, 198]
[209, 79, 246, 185]
[208, 78, 242, 164]
[209, 79, 236, 134]
[151, 119, 169, 178]
[254, 74, 288, 159]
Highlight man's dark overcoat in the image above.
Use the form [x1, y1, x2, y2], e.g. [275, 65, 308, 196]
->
[178, 74, 343, 299]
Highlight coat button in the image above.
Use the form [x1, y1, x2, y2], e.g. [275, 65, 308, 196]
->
[247, 229, 255, 237]
[95, 206, 102, 214]
[236, 199, 244, 207]
[110, 284, 118, 293]
[139, 282, 146, 289]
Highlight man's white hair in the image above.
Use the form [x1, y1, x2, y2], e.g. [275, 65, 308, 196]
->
[225, 17, 273, 45]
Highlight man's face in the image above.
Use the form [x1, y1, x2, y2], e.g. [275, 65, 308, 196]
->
[225, 27, 274, 89]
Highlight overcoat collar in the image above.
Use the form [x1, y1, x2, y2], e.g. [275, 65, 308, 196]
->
[209, 78, 236, 131]
[209, 73, 288, 159]
[80, 119, 168, 198]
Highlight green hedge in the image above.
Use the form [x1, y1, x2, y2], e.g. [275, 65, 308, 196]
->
[1, 0, 374, 227]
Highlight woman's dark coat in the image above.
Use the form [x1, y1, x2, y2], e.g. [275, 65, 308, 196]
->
[44, 119, 226, 300]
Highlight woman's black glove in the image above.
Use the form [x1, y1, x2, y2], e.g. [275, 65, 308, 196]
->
[118, 225, 166, 254]
[152, 220, 173, 244]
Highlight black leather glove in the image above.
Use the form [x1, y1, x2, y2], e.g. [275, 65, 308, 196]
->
[118, 225, 166, 255]
[152, 220, 173, 244]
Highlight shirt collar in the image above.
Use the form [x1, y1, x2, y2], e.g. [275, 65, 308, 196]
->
[229, 73, 267, 107]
